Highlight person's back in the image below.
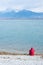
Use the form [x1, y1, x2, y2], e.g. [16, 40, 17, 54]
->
[29, 48, 35, 56]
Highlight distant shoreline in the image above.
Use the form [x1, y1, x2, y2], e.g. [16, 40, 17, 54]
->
[0, 51, 43, 56]
[0, 18, 43, 20]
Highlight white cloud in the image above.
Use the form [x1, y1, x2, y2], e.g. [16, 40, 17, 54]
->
[0, 0, 43, 12]
[31, 7, 43, 12]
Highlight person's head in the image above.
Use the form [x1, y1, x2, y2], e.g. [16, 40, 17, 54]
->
[31, 48, 33, 50]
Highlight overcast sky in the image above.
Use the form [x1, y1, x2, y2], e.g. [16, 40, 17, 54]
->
[0, 0, 43, 12]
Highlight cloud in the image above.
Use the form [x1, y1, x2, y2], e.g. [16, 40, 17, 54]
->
[0, 0, 43, 12]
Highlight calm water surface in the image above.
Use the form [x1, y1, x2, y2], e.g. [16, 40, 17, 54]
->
[0, 20, 43, 53]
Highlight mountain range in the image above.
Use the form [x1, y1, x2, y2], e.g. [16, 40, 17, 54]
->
[0, 10, 43, 19]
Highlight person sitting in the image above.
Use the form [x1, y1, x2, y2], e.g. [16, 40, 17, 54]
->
[29, 48, 35, 56]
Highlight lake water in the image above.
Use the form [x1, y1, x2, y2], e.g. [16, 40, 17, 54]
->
[0, 20, 43, 54]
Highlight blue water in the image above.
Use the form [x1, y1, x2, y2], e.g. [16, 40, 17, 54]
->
[0, 20, 43, 53]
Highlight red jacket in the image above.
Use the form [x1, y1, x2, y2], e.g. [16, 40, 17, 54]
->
[29, 48, 35, 56]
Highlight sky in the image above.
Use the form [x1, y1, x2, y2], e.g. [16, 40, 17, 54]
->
[0, 0, 43, 12]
